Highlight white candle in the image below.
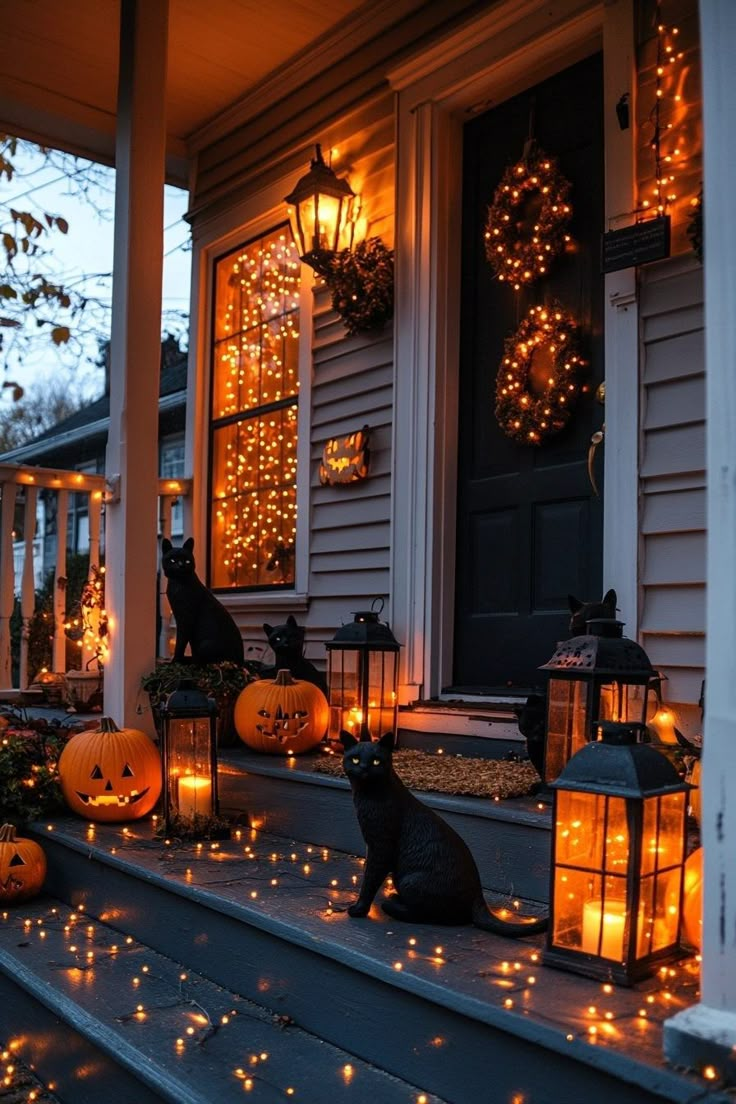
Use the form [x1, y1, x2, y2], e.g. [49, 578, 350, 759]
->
[177, 775, 212, 817]
[582, 898, 627, 959]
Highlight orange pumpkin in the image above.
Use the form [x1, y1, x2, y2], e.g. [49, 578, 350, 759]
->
[235, 670, 328, 754]
[59, 716, 162, 822]
[682, 847, 703, 950]
[688, 758, 701, 825]
[0, 824, 46, 904]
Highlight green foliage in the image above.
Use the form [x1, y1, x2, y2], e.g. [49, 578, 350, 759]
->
[326, 237, 394, 336]
[0, 719, 76, 827]
[142, 660, 253, 747]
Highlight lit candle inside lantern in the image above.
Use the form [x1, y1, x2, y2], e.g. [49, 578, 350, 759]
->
[582, 898, 626, 960]
[177, 775, 212, 817]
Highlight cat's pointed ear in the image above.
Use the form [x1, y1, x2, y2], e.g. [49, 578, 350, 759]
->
[263, 623, 273, 636]
[161, 538, 172, 553]
[568, 594, 583, 613]
[378, 731, 395, 750]
[340, 730, 358, 748]
[286, 614, 298, 628]
[603, 588, 617, 610]
[183, 537, 194, 552]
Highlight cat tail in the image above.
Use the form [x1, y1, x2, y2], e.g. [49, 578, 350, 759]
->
[471, 897, 548, 937]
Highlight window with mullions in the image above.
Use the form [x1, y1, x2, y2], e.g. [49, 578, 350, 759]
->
[209, 226, 300, 589]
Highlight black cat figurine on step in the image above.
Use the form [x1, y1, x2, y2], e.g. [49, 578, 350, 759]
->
[341, 730, 547, 936]
[161, 537, 244, 666]
[260, 615, 328, 696]
[568, 588, 618, 635]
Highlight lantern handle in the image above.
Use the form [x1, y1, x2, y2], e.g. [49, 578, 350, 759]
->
[371, 596, 385, 616]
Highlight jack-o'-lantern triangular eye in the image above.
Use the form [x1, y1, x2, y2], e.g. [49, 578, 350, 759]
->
[122, 763, 134, 777]
[91, 765, 103, 779]
[9, 853, 25, 867]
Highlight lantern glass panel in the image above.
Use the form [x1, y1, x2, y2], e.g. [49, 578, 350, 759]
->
[328, 647, 360, 739]
[553, 790, 633, 960]
[166, 717, 215, 820]
[546, 678, 589, 780]
[367, 649, 398, 739]
[598, 681, 648, 724]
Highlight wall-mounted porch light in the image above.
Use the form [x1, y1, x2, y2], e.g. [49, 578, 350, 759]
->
[285, 143, 355, 276]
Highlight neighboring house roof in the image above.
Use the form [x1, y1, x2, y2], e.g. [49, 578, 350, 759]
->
[0, 355, 188, 466]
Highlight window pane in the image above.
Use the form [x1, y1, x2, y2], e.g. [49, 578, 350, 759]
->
[210, 226, 300, 590]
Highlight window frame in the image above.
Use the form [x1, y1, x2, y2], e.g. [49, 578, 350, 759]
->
[198, 200, 313, 605]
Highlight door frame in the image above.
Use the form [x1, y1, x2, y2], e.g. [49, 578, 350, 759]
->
[387, 0, 639, 705]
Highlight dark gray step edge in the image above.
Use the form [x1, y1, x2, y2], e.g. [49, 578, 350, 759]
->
[0, 947, 203, 1104]
[33, 827, 710, 1104]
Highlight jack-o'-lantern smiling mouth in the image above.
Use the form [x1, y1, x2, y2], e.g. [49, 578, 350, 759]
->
[256, 705, 309, 743]
[74, 787, 150, 807]
[0, 874, 25, 893]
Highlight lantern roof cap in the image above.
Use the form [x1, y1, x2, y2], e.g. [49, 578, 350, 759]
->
[540, 620, 656, 678]
[284, 143, 355, 206]
[326, 603, 400, 650]
[162, 679, 217, 716]
[551, 722, 690, 797]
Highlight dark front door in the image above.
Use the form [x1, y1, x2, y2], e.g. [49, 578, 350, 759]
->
[453, 53, 604, 692]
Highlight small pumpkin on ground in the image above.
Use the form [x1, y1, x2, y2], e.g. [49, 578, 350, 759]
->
[235, 669, 328, 754]
[0, 824, 47, 903]
[59, 716, 162, 822]
[681, 847, 703, 950]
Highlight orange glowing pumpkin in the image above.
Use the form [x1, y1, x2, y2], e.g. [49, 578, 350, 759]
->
[235, 669, 328, 755]
[59, 716, 162, 822]
[682, 847, 703, 950]
[0, 824, 47, 904]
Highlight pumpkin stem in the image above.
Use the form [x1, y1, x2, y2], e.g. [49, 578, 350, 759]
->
[98, 717, 122, 734]
[0, 824, 17, 843]
[274, 669, 296, 686]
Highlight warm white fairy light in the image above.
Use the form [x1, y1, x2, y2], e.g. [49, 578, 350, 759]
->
[211, 229, 300, 589]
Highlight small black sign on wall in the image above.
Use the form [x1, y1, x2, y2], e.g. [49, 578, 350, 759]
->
[601, 215, 671, 274]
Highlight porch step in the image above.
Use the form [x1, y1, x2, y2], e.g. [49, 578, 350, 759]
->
[398, 699, 525, 751]
[0, 895, 442, 1104]
[14, 818, 729, 1104]
[217, 747, 552, 904]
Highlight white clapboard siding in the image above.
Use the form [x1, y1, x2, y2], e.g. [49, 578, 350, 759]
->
[639, 255, 705, 706]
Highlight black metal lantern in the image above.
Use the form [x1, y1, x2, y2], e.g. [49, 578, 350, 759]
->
[326, 600, 400, 743]
[539, 619, 656, 784]
[285, 143, 355, 275]
[544, 721, 690, 985]
[161, 680, 219, 833]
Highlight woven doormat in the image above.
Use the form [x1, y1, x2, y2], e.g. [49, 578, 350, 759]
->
[312, 749, 540, 800]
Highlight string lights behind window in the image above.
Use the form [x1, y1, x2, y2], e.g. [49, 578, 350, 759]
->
[210, 229, 300, 589]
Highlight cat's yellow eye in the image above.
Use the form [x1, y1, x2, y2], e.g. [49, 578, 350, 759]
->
[351, 756, 359, 764]
[372, 758, 380, 765]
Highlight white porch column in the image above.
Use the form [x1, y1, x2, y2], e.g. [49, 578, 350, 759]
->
[664, 0, 736, 1083]
[104, 0, 168, 729]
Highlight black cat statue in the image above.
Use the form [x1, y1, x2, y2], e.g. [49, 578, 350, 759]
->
[568, 588, 617, 635]
[161, 537, 244, 666]
[260, 614, 328, 696]
[341, 730, 547, 936]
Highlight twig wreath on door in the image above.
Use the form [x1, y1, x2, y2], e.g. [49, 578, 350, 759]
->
[495, 302, 587, 445]
[484, 142, 572, 290]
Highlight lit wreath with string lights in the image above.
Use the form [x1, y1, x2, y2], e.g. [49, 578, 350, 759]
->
[495, 303, 587, 445]
[484, 146, 573, 290]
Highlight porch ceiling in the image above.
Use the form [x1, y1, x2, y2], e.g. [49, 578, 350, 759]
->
[0, 0, 370, 184]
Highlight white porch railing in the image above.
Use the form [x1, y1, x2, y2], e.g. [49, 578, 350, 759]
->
[0, 463, 190, 692]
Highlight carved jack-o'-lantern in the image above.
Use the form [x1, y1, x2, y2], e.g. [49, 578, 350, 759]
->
[319, 426, 370, 485]
[235, 670, 328, 754]
[0, 824, 47, 904]
[59, 716, 162, 822]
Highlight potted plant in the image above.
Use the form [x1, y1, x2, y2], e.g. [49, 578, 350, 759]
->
[141, 660, 253, 747]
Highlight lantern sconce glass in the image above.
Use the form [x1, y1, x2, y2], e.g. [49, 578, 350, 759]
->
[326, 598, 400, 744]
[544, 720, 691, 985]
[160, 680, 219, 836]
[284, 143, 356, 276]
